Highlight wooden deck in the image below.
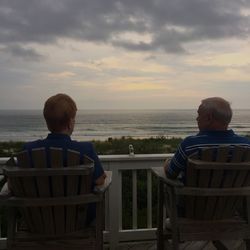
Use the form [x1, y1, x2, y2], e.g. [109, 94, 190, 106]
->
[0, 240, 246, 250]
[105, 240, 246, 250]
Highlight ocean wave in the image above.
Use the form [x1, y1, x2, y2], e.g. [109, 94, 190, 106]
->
[1, 109, 250, 141]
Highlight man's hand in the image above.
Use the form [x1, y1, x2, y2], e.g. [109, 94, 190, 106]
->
[95, 172, 107, 185]
[163, 159, 171, 173]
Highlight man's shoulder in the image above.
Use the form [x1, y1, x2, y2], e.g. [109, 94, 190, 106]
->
[230, 133, 250, 144]
[181, 130, 250, 150]
[23, 139, 45, 150]
[180, 132, 218, 151]
[181, 133, 206, 145]
[70, 140, 93, 147]
[68, 140, 94, 153]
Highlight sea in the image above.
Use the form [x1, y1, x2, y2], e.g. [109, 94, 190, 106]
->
[0, 109, 250, 142]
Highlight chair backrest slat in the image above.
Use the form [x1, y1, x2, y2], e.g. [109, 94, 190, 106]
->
[65, 150, 81, 232]
[185, 153, 198, 218]
[186, 146, 250, 220]
[16, 151, 43, 233]
[213, 147, 247, 219]
[219, 147, 249, 219]
[49, 148, 65, 234]
[32, 148, 54, 234]
[194, 148, 213, 219]
[32, 149, 50, 196]
[205, 147, 229, 219]
[17, 151, 31, 168]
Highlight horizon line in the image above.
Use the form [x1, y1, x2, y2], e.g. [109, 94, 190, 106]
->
[1, 108, 195, 110]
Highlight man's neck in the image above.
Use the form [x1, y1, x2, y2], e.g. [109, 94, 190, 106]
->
[208, 121, 228, 131]
[52, 130, 72, 136]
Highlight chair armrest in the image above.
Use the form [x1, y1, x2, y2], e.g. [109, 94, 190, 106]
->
[94, 171, 112, 193]
[0, 191, 12, 200]
[151, 167, 184, 187]
[0, 181, 11, 195]
[0, 175, 6, 187]
[0, 186, 12, 206]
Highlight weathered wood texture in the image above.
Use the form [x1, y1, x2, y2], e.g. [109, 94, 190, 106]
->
[153, 146, 250, 250]
[2, 148, 109, 250]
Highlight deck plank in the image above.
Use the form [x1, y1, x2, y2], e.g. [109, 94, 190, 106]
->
[105, 240, 246, 250]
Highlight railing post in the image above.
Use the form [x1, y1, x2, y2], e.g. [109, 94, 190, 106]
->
[132, 170, 137, 229]
[108, 164, 122, 250]
[147, 169, 152, 228]
[157, 180, 164, 250]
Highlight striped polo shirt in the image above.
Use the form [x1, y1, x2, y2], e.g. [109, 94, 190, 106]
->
[167, 129, 250, 180]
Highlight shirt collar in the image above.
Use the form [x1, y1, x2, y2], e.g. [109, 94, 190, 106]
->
[47, 133, 72, 141]
[198, 129, 234, 136]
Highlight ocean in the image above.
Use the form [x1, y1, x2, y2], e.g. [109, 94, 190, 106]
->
[0, 109, 250, 142]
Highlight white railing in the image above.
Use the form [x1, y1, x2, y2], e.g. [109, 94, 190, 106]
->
[0, 154, 172, 250]
[100, 154, 172, 249]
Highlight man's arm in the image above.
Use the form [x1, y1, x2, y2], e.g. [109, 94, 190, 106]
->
[163, 141, 187, 179]
[87, 143, 107, 186]
[163, 158, 179, 179]
[95, 172, 107, 185]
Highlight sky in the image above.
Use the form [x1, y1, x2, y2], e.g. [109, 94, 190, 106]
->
[0, 0, 250, 109]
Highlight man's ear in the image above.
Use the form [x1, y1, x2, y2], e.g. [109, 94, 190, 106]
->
[68, 119, 73, 130]
[207, 112, 214, 124]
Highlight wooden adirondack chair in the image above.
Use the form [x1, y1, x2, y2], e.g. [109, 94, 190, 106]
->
[1, 147, 111, 250]
[152, 146, 250, 250]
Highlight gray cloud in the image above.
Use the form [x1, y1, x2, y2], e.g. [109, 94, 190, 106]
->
[2, 44, 44, 61]
[0, 0, 250, 54]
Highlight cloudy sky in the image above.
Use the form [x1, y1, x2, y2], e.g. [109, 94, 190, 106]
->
[1, 0, 250, 109]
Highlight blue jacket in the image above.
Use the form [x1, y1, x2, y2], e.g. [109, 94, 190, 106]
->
[23, 133, 104, 225]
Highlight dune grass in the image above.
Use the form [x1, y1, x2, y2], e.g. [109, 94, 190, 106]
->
[0, 136, 182, 157]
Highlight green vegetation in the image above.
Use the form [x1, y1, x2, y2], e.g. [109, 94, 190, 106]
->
[0, 141, 24, 157]
[0, 136, 182, 157]
[1, 135, 248, 157]
[93, 136, 182, 155]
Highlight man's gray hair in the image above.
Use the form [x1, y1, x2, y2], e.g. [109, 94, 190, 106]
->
[201, 97, 232, 125]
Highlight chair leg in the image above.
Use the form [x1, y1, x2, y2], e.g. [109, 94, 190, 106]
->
[157, 181, 164, 250]
[157, 229, 164, 250]
[96, 199, 104, 250]
[245, 239, 250, 250]
[212, 241, 228, 250]
[171, 235, 179, 250]
[7, 207, 17, 250]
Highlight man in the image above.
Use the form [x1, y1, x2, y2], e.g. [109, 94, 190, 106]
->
[23, 93, 106, 224]
[164, 97, 250, 181]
